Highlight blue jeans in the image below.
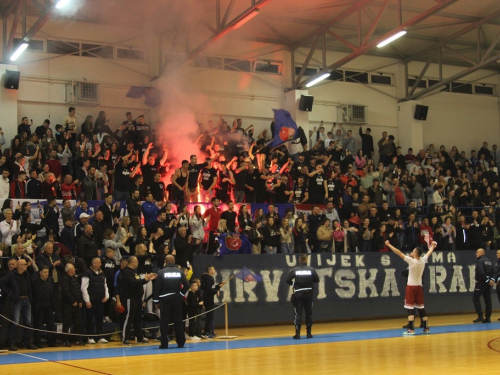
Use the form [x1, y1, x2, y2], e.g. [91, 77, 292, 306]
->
[266, 246, 277, 254]
[281, 243, 293, 254]
[11, 298, 33, 344]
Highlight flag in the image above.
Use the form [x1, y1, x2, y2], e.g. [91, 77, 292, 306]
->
[126, 86, 162, 107]
[235, 266, 263, 282]
[267, 109, 299, 148]
[217, 233, 252, 256]
[126, 86, 145, 99]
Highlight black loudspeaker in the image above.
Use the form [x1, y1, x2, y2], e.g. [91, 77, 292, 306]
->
[414, 104, 429, 120]
[4, 70, 20, 90]
[299, 95, 314, 111]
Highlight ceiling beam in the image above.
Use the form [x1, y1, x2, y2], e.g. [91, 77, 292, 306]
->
[298, 0, 459, 88]
[408, 53, 500, 100]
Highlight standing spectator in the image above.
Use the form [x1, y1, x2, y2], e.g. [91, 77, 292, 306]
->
[9, 171, 26, 199]
[98, 194, 120, 228]
[60, 262, 84, 346]
[186, 155, 208, 203]
[186, 281, 203, 340]
[0, 208, 20, 246]
[63, 107, 78, 144]
[307, 206, 325, 253]
[342, 129, 356, 154]
[200, 265, 226, 339]
[263, 217, 280, 254]
[77, 224, 100, 267]
[237, 205, 252, 234]
[359, 126, 374, 160]
[141, 193, 161, 229]
[280, 218, 293, 254]
[190, 205, 205, 255]
[0, 258, 38, 350]
[44, 196, 60, 235]
[0, 169, 9, 198]
[199, 158, 218, 203]
[81, 257, 109, 344]
[31, 266, 57, 348]
[221, 200, 237, 233]
[203, 197, 222, 254]
[293, 218, 309, 254]
[26, 170, 42, 199]
[472, 248, 493, 323]
[35, 119, 51, 139]
[404, 213, 420, 251]
[317, 218, 333, 253]
[121, 256, 157, 345]
[126, 189, 142, 235]
[36, 242, 62, 322]
[18, 117, 32, 136]
[441, 217, 456, 251]
[173, 226, 193, 269]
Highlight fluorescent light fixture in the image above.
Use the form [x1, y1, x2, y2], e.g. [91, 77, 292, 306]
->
[55, 0, 70, 9]
[377, 30, 407, 48]
[306, 73, 331, 88]
[10, 42, 29, 61]
[233, 10, 259, 29]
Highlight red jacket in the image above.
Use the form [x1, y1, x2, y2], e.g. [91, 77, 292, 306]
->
[203, 207, 221, 231]
[9, 179, 26, 199]
[46, 159, 62, 178]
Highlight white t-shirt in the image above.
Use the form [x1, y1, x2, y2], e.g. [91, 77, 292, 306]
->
[404, 255, 428, 286]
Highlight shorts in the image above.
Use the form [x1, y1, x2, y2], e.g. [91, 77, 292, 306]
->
[404, 285, 424, 309]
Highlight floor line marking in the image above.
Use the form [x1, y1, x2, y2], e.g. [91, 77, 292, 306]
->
[15, 352, 112, 374]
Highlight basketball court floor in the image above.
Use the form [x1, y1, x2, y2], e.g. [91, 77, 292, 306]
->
[0, 313, 498, 374]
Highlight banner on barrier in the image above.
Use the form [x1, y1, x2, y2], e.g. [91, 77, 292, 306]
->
[192, 251, 482, 306]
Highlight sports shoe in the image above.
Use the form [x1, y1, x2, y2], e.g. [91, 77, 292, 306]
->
[473, 317, 485, 323]
[97, 338, 108, 344]
[26, 343, 38, 350]
[137, 338, 149, 343]
[200, 334, 208, 339]
[422, 329, 430, 334]
[122, 340, 132, 346]
[402, 329, 415, 335]
[206, 334, 214, 339]
[103, 316, 112, 323]
[87, 338, 96, 344]
[483, 319, 491, 323]
[187, 336, 201, 340]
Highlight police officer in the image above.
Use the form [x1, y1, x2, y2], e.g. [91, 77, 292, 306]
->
[493, 249, 500, 321]
[286, 254, 319, 339]
[153, 255, 189, 349]
[473, 248, 493, 323]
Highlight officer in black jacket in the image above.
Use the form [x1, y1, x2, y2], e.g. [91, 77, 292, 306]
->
[121, 256, 157, 345]
[473, 248, 493, 323]
[153, 255, 189, 349]
[32, 266, 57, 348]
[60, 263, 84, 347]
[286, 254, 320, 339]
[494, 250, 500, 321]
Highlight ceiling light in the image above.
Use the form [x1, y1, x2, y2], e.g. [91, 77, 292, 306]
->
[233, 10, 259, 29]
[306, 73, 331, 88]
[55, 0, 70, 9]
[10, 42, 29, 61]
[377, 30, 407, 48]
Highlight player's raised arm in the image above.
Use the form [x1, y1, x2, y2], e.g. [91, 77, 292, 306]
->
[425, 240, 438, 259]
[385, 240, 405, 260]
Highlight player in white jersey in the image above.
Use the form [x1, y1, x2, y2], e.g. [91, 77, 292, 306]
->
[385, 236, 437, 335]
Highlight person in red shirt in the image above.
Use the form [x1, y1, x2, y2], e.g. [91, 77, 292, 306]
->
[202, 197, 221, 254]
[418, 217, 434, 246]
[10, 171, 27, 199]
[61, 174, 80, 200]
[46, 150, 63, 179]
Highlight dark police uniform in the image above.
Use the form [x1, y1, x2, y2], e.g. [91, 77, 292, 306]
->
[286, 262, 319, 338]
[153, 264, 189, 348]
[495, 259, 500, 311]
[473, 254, 494, 322]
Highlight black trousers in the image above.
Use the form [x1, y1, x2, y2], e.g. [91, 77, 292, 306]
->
[122, 298, 144, 341]
[207, 231, 218, 254]
[53, 283, 62, 322]
[293, 290, 313, 329]
[62, 304, 83, 342]
[85, 299, 104, 340]
[159, 295, 185, 348]
[0, 298, 13, 345]
[473, 281, 492, 318]
[34, 305, 56, 345]
[188, 307, 201, 337]
[203, 300, 215, 334]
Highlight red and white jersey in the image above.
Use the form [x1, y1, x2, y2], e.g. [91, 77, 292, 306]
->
[404, 255, 428, 286]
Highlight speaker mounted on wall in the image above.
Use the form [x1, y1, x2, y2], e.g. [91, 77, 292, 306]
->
[4, 70, 20, 90]
[299, 95, 314, 111]
[414, 104, 429, 121]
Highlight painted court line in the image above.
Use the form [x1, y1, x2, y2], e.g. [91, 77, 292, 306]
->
[1, 322, 499, 365]
[14, 352, 112, 374]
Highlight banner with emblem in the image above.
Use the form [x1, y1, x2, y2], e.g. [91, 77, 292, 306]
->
[267, 109, 299, 148]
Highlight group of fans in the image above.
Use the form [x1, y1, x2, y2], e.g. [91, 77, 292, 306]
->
[0, 107, 499, 350]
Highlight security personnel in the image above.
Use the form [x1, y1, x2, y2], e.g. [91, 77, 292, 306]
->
[286, 254, 319, 339]
[153, 255, 189, 349]
[494, 250, 500, 321]
[473, 248, 493, 323]
[121, 256, 157, 345]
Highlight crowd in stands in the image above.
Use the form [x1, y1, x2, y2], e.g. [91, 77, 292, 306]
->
[0, 107, 499, 349]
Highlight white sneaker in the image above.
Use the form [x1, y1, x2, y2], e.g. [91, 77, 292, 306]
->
[103, 316, 112, 323]
[88, 338, 96, 344]
[191, 336, 201, 340]
[97, 338, 108, 344]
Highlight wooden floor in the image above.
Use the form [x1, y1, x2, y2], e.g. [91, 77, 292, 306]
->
[1, 314, 499, 374]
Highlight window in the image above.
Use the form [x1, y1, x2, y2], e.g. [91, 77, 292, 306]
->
[451, 82, 472, 94]
[428, 80, 450, 92]
[82, 44, 113, 58]
[224, 58, 251, 72]
[408, 78, 427, 89]
[327, 70, 343, 81]
[254, 61, 281, 74]
[14, 38, 43, 51]
[295, 66, 317, 77]
[370, 74, 392, 85]
[474, 84, 494, 96]
[194, 56, 223, 69]
[47, 40, 79, 55]
[117, 48, 145, 61]
[345, 71, 368, 83]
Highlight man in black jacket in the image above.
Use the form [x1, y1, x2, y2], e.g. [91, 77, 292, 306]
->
[121, 256, 157, 345]
[200, 265, 226, 339]
[35, 242, 62, 322]
[60, 263, 84, 346]
[92, 211, 109, 251]
[44, 196, 60, 236]
[286, 254, 320, 339]
[0, 258, 37, 351]
[173, 226, 193, 269]
[0, 259, 17, 350]
[153, 255, 190, 349]
[473, 248, 494, 323]
[126, 189, 142, 234]
[358, 126, 374, 160]
[77, 225, 100, 267]
[98, 193, 120, 228]
[32, 266, 57, 347]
